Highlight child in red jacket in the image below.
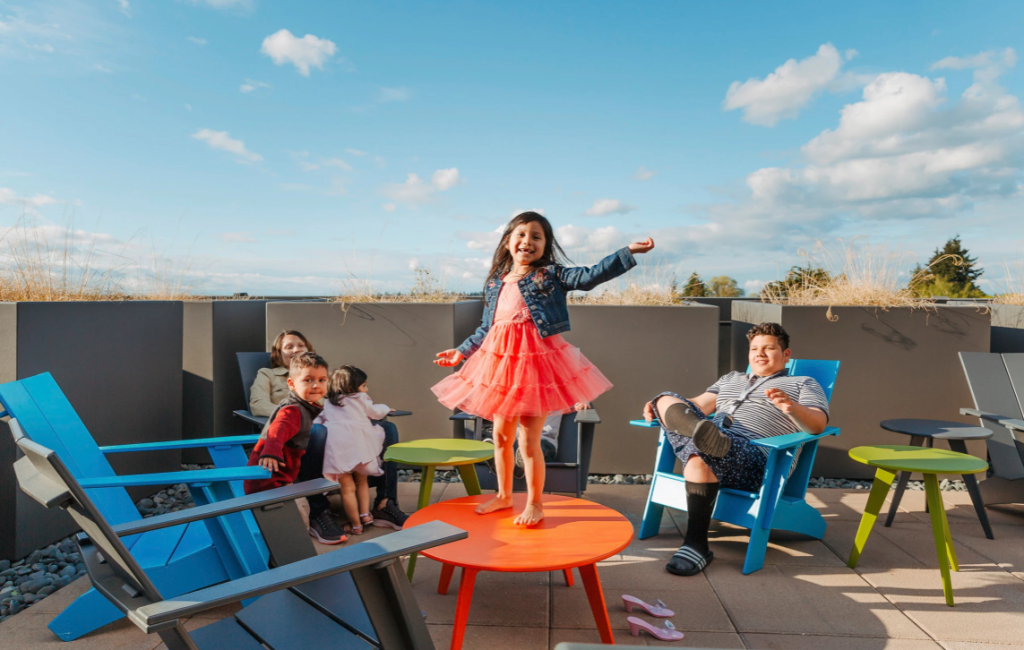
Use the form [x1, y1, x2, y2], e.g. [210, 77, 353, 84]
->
[244, 351, 346, 544]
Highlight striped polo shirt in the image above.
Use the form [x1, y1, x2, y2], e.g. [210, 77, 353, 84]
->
[707, 370, 829, 458]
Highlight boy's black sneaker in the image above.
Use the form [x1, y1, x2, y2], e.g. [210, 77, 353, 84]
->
[663, 403, 732, 458]
[371, 498, 409, 530]
[309, 510, 346, 545]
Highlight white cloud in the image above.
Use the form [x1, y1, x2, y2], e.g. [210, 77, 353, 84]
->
[186, 36, 207, 45]
[932, 48, 1016, 72]
[0, 188, 58, 207]
[117, 0, 131, 18]
[346, 148, 367, 156]
[408, 257, 419, 270]
[382, 203, 396, 212]
[239, 79, 270, 93]
[509, 208, 545, 219]
[266, 229, 296, 237]
[584, 198, 635, 216]
[633, 166, 656, 181]
[260, 29, 337, 77]
[95, 64, 112, 73]
[184, 103, 192, 111]
[298, 161, 320, 172]
[323, 158, 352, 171]
[216, 231, 256, 243]
[383, 173, 433, 204]
[555, 224, 626, 254]
[377, 86, 412, 103]
[431, 168, 460, 190]
[744, 279, 765, 294]
[191, 128, 263, 163]
[279, 183, 314, 192]
[724, 43, 859, 126]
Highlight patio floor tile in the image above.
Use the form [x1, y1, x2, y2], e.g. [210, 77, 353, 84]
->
[740, 633, 943, 649]
[704, 563, 931, 639]
[428, 623, 549, 650]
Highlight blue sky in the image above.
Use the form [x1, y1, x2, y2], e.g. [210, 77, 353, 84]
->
[2, 0, 1023, 295]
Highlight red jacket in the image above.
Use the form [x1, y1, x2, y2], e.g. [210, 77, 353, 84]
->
[244, 406, 306, 494]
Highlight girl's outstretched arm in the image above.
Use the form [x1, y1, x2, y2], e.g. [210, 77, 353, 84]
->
[558, 238, 654, 292]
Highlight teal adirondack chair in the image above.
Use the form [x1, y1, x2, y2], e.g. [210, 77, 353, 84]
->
[0, 373, 271, 641]
[631, 359, 841, 574]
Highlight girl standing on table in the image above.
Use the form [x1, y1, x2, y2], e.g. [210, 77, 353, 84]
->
[432, 211, 654, 526]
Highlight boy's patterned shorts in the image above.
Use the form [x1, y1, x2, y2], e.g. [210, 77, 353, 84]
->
[653, 392, 767, 493]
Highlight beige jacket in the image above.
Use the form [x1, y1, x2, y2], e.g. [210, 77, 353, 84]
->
[250, 366, 326, 416]
[249, 367, 291, 417]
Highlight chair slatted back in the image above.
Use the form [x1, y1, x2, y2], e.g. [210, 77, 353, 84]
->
[960, 352, 1024, 480]
[237, 352, 272, 405]
[11, 420, 163, 603]
[0, 373, 141, 524]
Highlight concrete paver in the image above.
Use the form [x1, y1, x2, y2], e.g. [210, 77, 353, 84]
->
[3, 486, 1023, 650]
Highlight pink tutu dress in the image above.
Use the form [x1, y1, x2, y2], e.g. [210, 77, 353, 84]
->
[431, 280, 612, 420]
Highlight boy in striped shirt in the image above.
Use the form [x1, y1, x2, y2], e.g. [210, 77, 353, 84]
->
[643, 322, 829, 576]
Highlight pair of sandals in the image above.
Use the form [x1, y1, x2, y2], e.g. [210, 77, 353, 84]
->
[622, 596, 685, 642]
[344, 513, 374, 535]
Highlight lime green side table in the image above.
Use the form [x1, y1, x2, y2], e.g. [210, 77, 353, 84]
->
[847, 445, 988, 606]
[384, 438, 495, 579]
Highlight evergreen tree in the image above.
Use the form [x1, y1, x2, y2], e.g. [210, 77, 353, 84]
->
[681, 272, 710, 297]
[910, 235, 986, 298]
[760, 265, 831, 300]
[708, 275, 745, 297]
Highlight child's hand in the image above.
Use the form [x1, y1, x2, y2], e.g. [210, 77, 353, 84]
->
[643, 401, 655, 422]
[765, 388, 794, 414]
[258, 457, 283, 473]
[434, 349, 465, 367]
[574, 402, 592, 411]
[628, 237, 655, 255]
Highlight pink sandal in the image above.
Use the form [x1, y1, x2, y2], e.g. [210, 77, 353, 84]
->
[627, 616, 684, 642]
[622, 595, 674, 617]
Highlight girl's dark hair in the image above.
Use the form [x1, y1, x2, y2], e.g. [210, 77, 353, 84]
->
[328, 365, 368, 406]
[485, 211, 571, 288]
[270, 330, 314, 368]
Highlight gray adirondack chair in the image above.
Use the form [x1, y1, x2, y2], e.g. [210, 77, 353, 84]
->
[958, 351, 1024, 506]
[10, 419, 466, 650]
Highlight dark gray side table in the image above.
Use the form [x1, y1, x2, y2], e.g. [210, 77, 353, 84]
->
[881, 419, 994, 539]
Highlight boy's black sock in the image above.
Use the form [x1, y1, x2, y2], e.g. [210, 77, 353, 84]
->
[682, 481, 719, 556]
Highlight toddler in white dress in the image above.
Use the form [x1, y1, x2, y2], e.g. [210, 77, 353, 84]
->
[315, 366, 391, 535]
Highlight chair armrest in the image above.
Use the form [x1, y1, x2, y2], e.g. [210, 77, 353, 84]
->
[100, 435, 262, 454]
[233, 410, 268, 428]
[112, 479, 340, 536]
[133, 520, 468, 630]
[388, 410, 412, 417]
[750, 427, 840, 451]
[449, 412, 477, 421]
[960, 408, 1024, 431]
[573, 409, 601, 425]
[77, 466, 270, 489]
[629, 419, 660, 428]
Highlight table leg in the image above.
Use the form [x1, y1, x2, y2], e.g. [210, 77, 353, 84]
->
[578, 563, 614, 645]
[450, 568, 479, 650]
[848, 468, 896, 569]
[945, 440, 994, 540]
[563, 568, 574, 587]
[456, 463, 483, 496]
[406, 465, 437, 581]
[885, 436, 923, 527]
[438, 563, 455, 595]
[925, 438, 934, 514]
[924, 474, 955, 607]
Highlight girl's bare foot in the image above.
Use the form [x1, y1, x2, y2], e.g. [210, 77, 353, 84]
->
[514, 503, 544, 527]
[475, 495, 513, 515]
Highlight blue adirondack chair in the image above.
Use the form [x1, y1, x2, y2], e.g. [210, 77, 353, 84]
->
[631, 359, 841, 574]
[0, 373, 271, 641]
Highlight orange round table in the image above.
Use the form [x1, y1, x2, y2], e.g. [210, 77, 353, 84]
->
[406, 493, 634, 650]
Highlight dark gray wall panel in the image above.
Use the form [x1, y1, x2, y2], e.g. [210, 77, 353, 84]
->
[992, 304, 1024, 353]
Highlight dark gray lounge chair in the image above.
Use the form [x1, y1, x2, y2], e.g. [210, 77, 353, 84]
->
[10, 418, 466, 650]
[232, 351, 273, 429]
[958, 351, 1024, 506]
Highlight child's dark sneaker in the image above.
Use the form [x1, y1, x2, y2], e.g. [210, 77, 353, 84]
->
[663, 403, 732, 458]
[666, 544, 713, 576]
[371, 498, 409, 530]
[309, 510, 347, 545]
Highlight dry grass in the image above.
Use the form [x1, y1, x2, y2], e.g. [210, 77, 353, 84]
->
[333, 263, 466, 304]
[0, 217, 203, 301]
[570, 258, 681, 305]
[993, 255, 1024, 305]
[761, 239, 940, 314]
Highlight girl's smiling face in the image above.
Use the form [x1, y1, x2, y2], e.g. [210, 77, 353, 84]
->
[507, 221, 546, 267]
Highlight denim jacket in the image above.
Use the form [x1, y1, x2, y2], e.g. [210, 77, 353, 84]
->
[456, 247, 637, 358]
